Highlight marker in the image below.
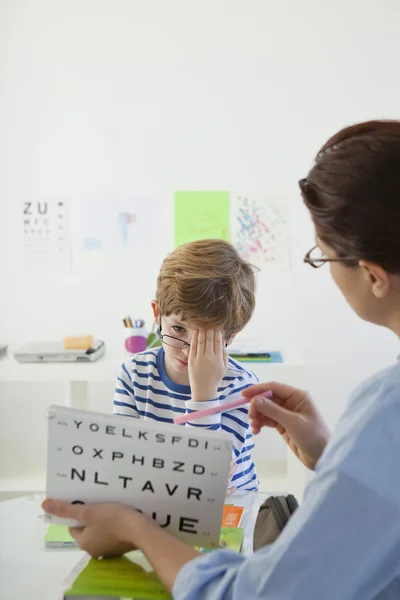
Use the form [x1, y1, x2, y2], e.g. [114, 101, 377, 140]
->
[173, 390, 273, 425]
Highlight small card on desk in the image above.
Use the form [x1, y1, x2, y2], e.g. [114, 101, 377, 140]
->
[44, 524, 77, 548]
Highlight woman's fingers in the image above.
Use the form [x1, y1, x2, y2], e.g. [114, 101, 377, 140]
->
[243, 381, 298, 403]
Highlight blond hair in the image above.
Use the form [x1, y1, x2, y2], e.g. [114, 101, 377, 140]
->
[156, 239, 256, 336]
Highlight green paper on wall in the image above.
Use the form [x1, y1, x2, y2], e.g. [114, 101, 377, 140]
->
[64, 554, 172, 599]
[174, 191, 230, 247]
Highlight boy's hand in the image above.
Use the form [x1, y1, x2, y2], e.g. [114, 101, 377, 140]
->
[188, 328, 228, 401]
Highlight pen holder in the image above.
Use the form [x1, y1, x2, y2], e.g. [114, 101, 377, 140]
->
[124, 327, 147, 354]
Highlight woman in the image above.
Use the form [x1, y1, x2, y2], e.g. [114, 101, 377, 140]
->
[43, 120, 400, 599]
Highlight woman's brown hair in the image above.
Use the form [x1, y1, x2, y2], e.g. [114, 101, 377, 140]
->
[300, 120, 400, 273]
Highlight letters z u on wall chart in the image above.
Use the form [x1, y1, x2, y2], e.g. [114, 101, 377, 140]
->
[45, 406, 232, 548]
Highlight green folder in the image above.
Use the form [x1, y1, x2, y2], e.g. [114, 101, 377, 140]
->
[64, 554, 172, 599]
[62, 528, 243, 598]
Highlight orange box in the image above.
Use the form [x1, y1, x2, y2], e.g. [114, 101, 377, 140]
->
[64, 335, 94, 350]
[221, 505, 244, 528]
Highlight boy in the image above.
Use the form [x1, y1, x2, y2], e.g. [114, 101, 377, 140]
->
[113, 239, 258, 494]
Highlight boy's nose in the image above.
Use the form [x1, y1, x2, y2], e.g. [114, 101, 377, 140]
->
[181, 345, 190, 356]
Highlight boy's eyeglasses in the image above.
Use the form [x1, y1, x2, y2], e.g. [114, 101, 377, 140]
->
[158, 318, 229, 348]
[304, 245, 358, 269]
[159, 320, 190, 350]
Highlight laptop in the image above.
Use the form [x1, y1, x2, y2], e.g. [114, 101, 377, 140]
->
[13, 339, 105, 363]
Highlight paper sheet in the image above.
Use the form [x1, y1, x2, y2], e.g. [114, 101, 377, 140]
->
[174, 191, 230, 247]
[82, 194, 162, 251]
[44, 524, 75, 544]
[231, 192, 291, 270]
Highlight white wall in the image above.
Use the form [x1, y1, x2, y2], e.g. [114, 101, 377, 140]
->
[1, 0, 400, 479]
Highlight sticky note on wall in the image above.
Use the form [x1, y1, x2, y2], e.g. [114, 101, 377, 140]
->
[174, 191, 230, 247]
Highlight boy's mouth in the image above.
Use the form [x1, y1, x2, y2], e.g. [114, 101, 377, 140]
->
[177, 358, 188, 367]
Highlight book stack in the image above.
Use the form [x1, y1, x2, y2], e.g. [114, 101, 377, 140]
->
[228, 349, 283, 363]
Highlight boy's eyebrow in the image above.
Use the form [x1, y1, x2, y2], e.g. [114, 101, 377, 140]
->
[170, 317, 187, 327]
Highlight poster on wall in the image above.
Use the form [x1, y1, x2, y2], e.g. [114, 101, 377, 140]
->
[174, 191, 230, 247]
[81, 194, 162, 251]
[230, 192, 291, 270]
[21, 198, 71, 273]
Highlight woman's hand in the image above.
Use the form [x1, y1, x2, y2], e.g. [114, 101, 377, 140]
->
[42, 498, 201, 593]
[41, 499, 146, 558]
[244, 381, 330, 470]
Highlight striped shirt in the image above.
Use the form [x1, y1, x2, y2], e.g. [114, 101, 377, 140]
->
[113, 347, 259, 492]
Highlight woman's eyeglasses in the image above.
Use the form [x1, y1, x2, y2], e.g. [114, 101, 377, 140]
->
[304, 245, 358, 269]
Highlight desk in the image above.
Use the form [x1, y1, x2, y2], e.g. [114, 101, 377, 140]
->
[0, 352, 304, 402]
[0, 492, 265, 600]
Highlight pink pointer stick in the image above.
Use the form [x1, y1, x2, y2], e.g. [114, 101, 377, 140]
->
[173, 390, 273, 425]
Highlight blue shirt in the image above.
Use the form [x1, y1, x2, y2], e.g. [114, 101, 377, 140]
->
[174, 360, 400, 600]
[113, 348, 259, 491]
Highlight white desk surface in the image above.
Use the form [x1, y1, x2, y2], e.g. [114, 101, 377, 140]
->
[0, 352, 303, 382]
[0, 492, 264, 600]
[0, 494, 85, 600]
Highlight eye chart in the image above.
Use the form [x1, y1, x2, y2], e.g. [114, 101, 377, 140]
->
[21, 199, 71, 273]
[45, 405, 232, 548]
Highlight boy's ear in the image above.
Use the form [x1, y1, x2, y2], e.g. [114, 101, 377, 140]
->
[225, 331, 239, 346]
[151, 300, 160, 323]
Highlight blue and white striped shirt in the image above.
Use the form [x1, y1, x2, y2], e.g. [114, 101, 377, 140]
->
[113, 347, 259, 492]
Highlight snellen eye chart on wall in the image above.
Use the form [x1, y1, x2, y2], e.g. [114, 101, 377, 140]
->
[20, 198, 71, 273]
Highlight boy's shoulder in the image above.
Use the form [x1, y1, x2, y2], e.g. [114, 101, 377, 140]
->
[225, 356, 259, 383]
[122, 348, 162, 373]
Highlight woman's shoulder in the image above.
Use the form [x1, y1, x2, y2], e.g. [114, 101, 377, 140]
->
[348, 360, 400, 413]
[318, 360, 400, 497]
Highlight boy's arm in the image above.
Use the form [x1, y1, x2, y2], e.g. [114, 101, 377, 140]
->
[113, 361, 140, 418]
[219, 373, 259, 490]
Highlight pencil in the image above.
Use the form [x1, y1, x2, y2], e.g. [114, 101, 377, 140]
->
[173, 390, 273, 425]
